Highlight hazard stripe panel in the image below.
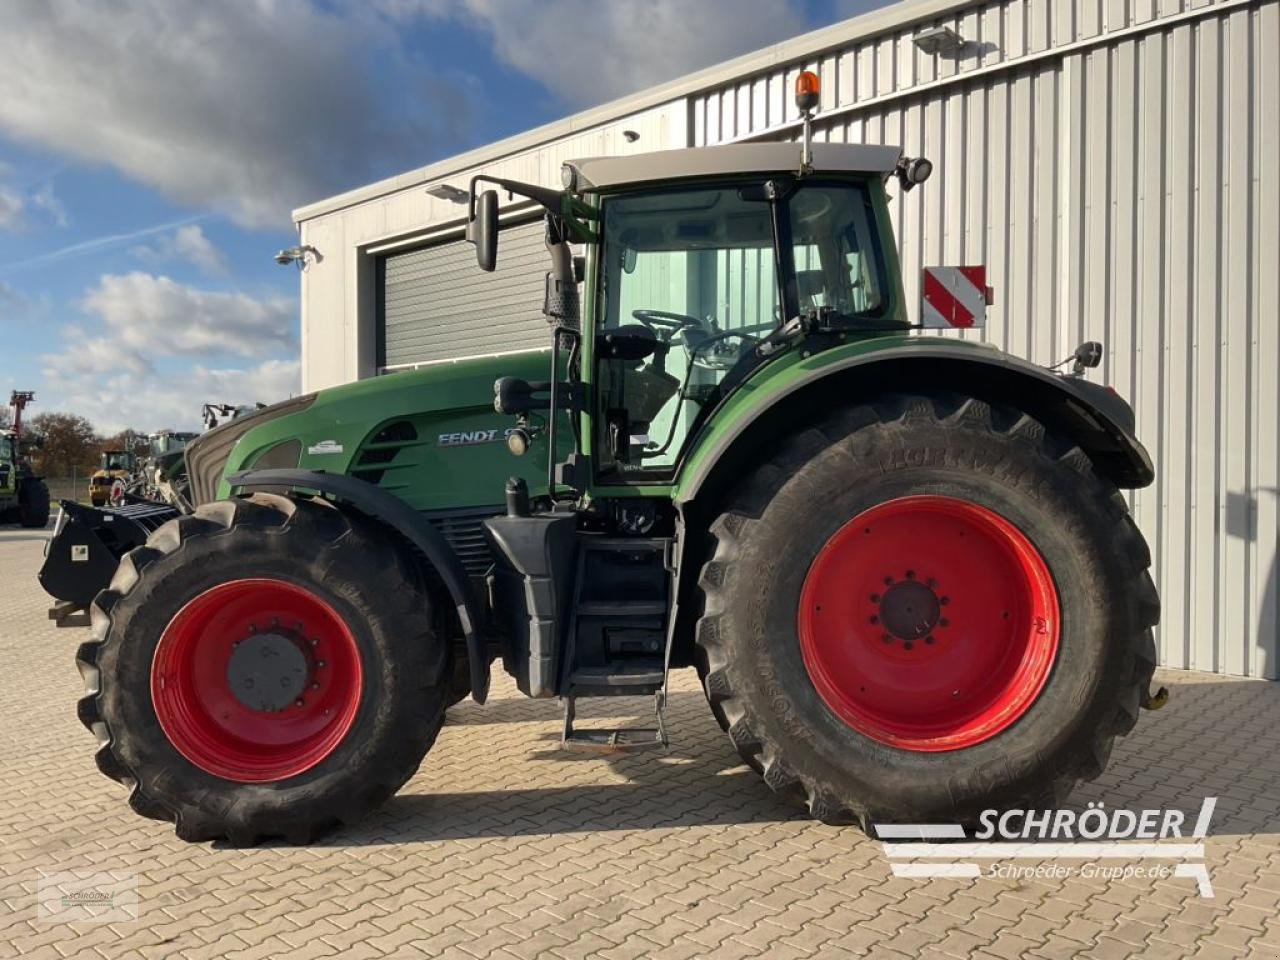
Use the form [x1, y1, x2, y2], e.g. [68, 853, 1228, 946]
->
[921, 266, 988, 328]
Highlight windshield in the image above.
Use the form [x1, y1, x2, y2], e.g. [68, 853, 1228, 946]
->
[104, 452, 131, 470]
[594, 178, 887, 481]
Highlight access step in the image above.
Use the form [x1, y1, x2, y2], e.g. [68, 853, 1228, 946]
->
[560, 691, 669, 753]
[567, 664, 664, 690]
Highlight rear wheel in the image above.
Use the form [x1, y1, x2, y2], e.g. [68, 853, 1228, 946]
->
[18, 477, 50, 528]
[76, 493, 447, 843]
[696, 394, 1158, 827]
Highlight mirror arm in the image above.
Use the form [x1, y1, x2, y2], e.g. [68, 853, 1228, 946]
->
[468, 174, 563, 220]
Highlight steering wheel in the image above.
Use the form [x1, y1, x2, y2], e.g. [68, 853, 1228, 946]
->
[631, 309, 703, 339]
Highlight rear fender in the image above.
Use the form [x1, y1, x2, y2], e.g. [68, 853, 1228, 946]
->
[676, 344, 1153, 511]
[227, 468, 490, 703]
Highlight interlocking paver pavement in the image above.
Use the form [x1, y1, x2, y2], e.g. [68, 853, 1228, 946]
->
[2, 523, 1278, 959]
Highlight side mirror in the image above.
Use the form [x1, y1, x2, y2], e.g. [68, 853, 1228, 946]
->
[466, 189, 499, 272]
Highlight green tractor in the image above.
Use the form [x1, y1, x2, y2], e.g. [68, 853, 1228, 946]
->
[1, 390, 50, 528]
[74, 78, 1161, 844]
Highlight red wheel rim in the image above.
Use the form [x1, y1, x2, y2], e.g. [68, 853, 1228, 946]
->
[797, 495, 1059, 752]
[151, 579, 363, 782]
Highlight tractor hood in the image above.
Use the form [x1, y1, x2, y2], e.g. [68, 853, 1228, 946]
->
[195, 349, 565, 511]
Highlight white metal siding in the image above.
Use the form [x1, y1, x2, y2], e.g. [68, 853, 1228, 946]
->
[689, 0, 1278, 678]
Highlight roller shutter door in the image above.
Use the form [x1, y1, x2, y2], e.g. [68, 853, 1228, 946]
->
[377, 218, 548, 369]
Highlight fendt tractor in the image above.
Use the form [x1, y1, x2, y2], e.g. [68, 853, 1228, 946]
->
[1, 390, 50, 528]
[67, 74, 1163, 844]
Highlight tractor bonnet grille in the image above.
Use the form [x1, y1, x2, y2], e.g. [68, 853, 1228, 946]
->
[425, 507, 502, 577]
[352, 420, 421, 488]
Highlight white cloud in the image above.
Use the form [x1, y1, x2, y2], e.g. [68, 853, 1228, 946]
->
[389, 0, 808, 106]
[0, 1, 472, 228]
[0, 180, 67, 231]
[133, 225, 228, 277]
[79, 272, 295, 359]
[47, 328, 151, 378]
[40, 356, 301, 434]
[29, 183, 67, 227]
[37, 272, 300, 431]
[0, 187, 22, 230]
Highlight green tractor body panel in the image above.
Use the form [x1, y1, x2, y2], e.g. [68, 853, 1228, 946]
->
[213, 350, 569, 509]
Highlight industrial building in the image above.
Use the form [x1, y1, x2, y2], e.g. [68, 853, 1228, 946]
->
[293, 0, 1278, 678]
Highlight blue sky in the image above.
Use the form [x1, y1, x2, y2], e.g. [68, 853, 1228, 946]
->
[0, 0, 883, 433]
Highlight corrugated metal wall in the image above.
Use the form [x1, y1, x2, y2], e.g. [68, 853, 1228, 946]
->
[691, 0, 1278, 677]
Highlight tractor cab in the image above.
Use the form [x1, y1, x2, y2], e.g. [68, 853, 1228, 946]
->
[463, 77, 934, 746]
[102, 450, 135, 472]
[582, 150, 905, 481]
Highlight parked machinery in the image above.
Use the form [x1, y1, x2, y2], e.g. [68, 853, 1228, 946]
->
[63, 75, 1162, 844]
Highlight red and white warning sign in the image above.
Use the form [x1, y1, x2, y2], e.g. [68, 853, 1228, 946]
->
[921, 266, 991, 328]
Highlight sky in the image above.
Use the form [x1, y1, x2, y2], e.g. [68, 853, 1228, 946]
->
[0, 0, 887, 434]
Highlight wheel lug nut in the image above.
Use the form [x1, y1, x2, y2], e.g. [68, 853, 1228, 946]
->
[924, 635, 935, 645]
[884, 576, 894, 585]
[311, 683, 320, 691]
[316, 661, 326, 669]
[295, 699, 304, 707]
[869, 615, 879, 624]
[905, 570, 915, 579]
[903, 640, 914, 650]
[881, 633, 893, 644]
[939, 618, 949, 627]
[940, 597, 950, 606]
[870, 593, 880, 603]
[310, 638, 319, 647]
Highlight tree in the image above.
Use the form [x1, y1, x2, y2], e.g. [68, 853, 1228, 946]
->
[30, 412, 99, 478]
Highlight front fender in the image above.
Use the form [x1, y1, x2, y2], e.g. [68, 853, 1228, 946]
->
[226, 468, 490, 703]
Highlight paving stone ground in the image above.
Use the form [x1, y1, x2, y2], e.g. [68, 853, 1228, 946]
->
[1, 522, 1278, 959]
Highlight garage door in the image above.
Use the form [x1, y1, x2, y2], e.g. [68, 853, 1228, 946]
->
[377, 218, 549, 369]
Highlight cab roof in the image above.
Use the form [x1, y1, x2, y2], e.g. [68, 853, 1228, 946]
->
[567, 142, 902, 192]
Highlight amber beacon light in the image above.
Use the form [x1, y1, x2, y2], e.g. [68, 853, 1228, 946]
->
[795, 70, 820, 113]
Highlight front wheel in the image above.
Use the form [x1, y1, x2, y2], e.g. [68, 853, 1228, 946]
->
[696, 394, 1159, 828]
[76, 493, 447, 843]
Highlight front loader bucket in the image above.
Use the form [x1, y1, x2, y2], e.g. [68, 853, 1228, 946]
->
[39, 499, 180, 618]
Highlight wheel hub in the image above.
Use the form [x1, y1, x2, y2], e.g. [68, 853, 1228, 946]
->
[226, 631, 311, 712]
[877, 578, 941, 643]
